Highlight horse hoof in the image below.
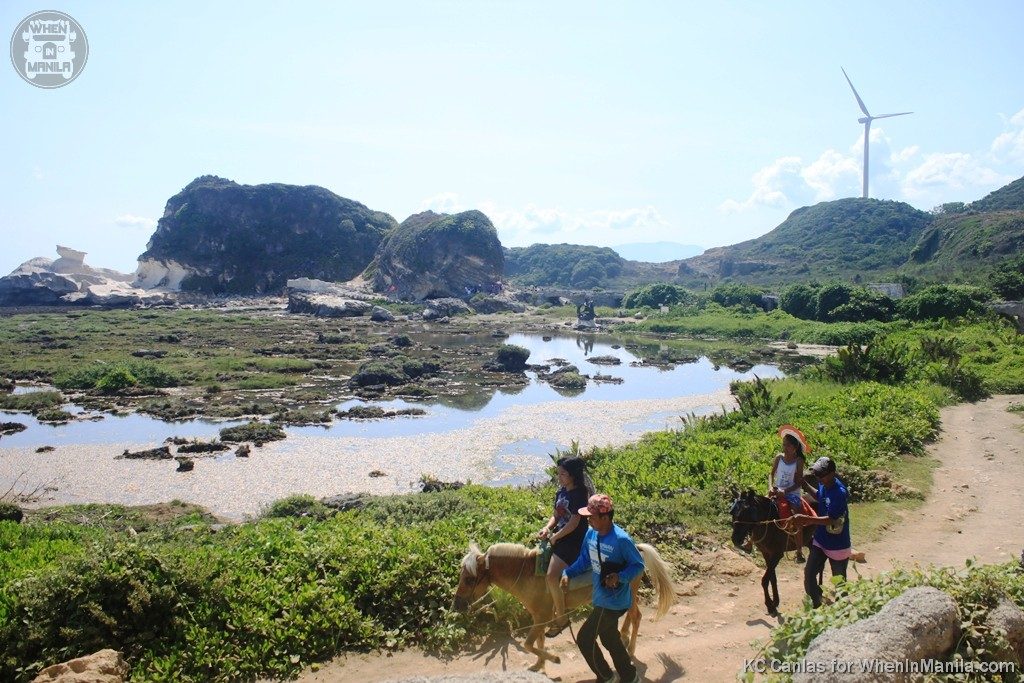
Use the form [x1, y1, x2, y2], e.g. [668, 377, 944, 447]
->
[550, 655, 561, 664]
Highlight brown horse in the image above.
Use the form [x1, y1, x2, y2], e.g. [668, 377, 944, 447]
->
[452, 541, 676, 673]
[730, 489, 813, 616]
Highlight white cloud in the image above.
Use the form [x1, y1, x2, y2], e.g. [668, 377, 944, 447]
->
[891, 145, 920, 163]
[416, 193, 672, 246]
[418, 192, 464, 214]
[991, 107, 1024, 163]
[719, 156, 805, 213]
[900, 153, 1009, 201]
[801, 149, 860, 201]
[114, 214, 157, 230]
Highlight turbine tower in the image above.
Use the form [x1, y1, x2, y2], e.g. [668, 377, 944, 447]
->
[841, 67, 911, 199]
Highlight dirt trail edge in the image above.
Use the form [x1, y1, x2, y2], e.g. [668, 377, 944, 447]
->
[293, 395, 1024, 683]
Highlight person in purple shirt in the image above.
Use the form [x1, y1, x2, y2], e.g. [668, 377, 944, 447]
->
[561, 493, 644, 683]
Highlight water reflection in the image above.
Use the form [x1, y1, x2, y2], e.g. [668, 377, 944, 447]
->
[1, 331, 792, 447]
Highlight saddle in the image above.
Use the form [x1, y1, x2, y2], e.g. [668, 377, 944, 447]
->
[535, 541, 553, 576]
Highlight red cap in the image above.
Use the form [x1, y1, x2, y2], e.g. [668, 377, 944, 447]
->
[579, 493, 613, 516]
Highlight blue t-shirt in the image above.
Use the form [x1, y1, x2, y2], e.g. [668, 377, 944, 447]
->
[563, 524, 645, 610]
[814, 477, 851, 551]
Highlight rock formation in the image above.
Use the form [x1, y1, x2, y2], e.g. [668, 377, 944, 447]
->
[372, 210, 504, 301]
[138, 176, 397, 294]
[795, 586, 960, 683]
[32, 648, 128, 683]
[0, 246, 172, 307]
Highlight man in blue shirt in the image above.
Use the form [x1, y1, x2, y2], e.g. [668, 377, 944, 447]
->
[801, 456, 852, 608]
[560, 493, 645, 683]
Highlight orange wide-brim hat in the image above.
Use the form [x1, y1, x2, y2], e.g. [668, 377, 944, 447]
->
[778, 424, 810, 455]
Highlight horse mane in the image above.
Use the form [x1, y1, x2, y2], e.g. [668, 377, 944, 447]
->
[461, 542, 483, 577]
[484, 543, 535, 566]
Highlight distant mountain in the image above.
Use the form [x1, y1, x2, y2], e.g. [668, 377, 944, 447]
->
[612, 242, 704, 262]
[678, 198, 932, 285]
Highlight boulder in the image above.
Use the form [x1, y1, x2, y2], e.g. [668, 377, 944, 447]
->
[32, 648, 128, 683]
[320, 493, 371, 512]
[287, 292, 372, 317]
[469, 295, 527, 314]
[138, 176, 396, 294]
[795, 587, 960, 683]
[117, 445, 172, 460]
[422, 297, 473, 319]
[372, 210, 504, 301]
[986, 598, 1024, 665]
[370, 305, 396, 322]
[0, 503, 24, 523]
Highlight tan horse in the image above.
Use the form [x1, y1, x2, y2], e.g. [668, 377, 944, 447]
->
[452, 541, 676, 673]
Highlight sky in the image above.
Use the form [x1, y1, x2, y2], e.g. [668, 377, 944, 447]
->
[2, 1, 1023, 275]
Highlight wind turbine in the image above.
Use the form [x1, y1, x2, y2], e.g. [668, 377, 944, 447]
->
[841, 67, 912, 199]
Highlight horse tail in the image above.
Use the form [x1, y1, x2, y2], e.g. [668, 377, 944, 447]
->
[637, 543, 677, 620]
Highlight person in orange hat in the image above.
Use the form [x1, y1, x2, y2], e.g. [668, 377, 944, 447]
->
[769, 425, 818, 562]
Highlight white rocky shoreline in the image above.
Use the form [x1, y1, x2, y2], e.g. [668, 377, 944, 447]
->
[0, 390, 736, 520]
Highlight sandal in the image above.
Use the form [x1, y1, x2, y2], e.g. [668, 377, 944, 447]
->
[545, 617, 569, 638]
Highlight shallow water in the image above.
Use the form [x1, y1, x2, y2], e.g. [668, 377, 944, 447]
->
[0, 331, 782, 450]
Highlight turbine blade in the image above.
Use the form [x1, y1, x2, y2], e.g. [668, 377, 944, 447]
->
[841, 67, 871, 117]
[873, 111, 913, 119]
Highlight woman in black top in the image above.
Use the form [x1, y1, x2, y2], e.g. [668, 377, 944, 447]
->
[537, 456, 594, 637]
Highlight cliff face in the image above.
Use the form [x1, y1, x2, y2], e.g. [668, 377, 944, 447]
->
[371, 210, 504, 301]
[137, 176, 397, 294]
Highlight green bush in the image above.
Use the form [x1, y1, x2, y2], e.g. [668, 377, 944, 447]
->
[989, 255, 1024, 300]
[494, 344, 530, 372]
[896, 284, 993, 321]
[0, 392, 63, 414]
[95, 367, 138, 394]
[260, 495, 332, 521]
[350, 358, 409, 386]
[623, 283, 694, 309]
[56, 362, 179, 391]
[819, 342, 913, 384]
[779, 283, 817, 320]
[219, 421, 286, 446]
[711, 283, 764, 309]
[549, 371, 586, 389]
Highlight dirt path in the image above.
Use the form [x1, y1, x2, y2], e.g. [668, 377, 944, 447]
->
[294, 395, 1024, 683]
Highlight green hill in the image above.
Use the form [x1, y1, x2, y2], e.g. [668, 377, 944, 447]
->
[679, 198, 932, 286]
[971, 175, 1024, 212]
[905, 210, 1024, 280]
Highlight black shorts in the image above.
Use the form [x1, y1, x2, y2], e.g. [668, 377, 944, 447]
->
[552, 537, 584, 565]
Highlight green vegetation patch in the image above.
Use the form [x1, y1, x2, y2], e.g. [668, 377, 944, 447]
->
[219, 421, 286, 446]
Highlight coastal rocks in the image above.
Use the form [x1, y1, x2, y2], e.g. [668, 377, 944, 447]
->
[32, 648, 128, 683]
[287, 292, 373, 317]
[483, 344, 530, 372]
[796, 587, 960, 683]
[370, 305, 396, 322]
[422, 297, 473, 319]
[469, 295, 527, 314]
[0, 247, 174, 307]
[175, 457, 195, 472]
[1, 421, 27, 436]
[321, 493, 371, 512]
[235, 444, 251, 457]
[587, 355, 622, 365]
[336, 406, 426, 419]
[986, 598, 1024, 665]
[139, 176, 396, 294]
[118, 445, 172, 460]
[372, 210, 504, 301]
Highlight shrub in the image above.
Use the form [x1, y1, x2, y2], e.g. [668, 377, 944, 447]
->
[813, 282, 853, 321]
[989, 255, 1024, 300]
[896, 284, 992, 321]
[731, 375, 791, 419]
[349, 358, 409, 386]
[711, 283, 764, 309]
[260, 495, 332, 521]
[779, 283, 817, 320]
[493, 344, 530, 372]
[623, 283, 694, 309]
[95, 367, 138, 394]
[219, 421, 286, 446]
[820, 342, 913, 384]
[548, 371, 586, 389]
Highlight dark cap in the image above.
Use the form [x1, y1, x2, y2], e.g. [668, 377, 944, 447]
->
[810, 456, 836, 476]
